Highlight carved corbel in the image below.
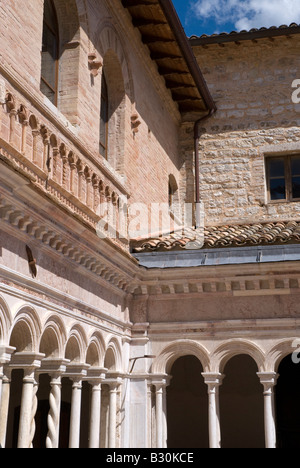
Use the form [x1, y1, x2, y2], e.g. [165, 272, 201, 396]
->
[131, 113, 142, 134]
[88, 52, 103, 77]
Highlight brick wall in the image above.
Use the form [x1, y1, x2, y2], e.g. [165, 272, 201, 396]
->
[0, 0, 183, 240]
[192, 36, 300, 226]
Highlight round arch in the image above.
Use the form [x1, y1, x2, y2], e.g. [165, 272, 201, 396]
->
[104, 337, 122, 372]
[86, 331, 106, 368]
[0, 295, 12, 344]
[152, 340, 210, 375]
[9, 305, 42, 353]
[266, 338, 300, 372]
[96, 21, 135, 104]
[65, 325, 87, 363]
[211, 339, 266, 374]
[39, 315, 67, 359]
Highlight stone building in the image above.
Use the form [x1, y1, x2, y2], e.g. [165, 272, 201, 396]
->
[0, 0, 300, 449]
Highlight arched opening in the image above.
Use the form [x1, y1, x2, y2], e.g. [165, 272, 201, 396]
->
[100, 51, 126, 173]
[168, 174, 179, 217]
[100, 71, 109, 159]
[276, 354, 300, 448]
[40, 0, 81, 124]
[166, 355, 208, 448]
[220, 355, 264, 448]
[41, 0, 59, 105]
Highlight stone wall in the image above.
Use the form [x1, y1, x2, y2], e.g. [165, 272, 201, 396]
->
[0, 0, 182, 226]
[192, 36, 300, 226]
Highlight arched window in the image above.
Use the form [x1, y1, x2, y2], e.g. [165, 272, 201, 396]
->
[40, 0, 59, 105]
[168, 175, 179, 212]
[100, 72, 109, 159]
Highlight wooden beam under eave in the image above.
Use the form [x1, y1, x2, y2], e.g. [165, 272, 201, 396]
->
[122, 0, 157, 8]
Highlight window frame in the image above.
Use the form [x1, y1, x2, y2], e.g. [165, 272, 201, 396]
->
[40, 0, 59, 107]
[99, 72, 109, 160]
[266, 154, 300, 203]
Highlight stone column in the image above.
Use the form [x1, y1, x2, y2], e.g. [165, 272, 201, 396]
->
[9, 352, 43, 449]
[152, 378, 169, 449]
[87, 368, 106, 449]
[18, 368, 38, 448]
[107, 381, 120, 448]
[66, 363, 88, 449]
[257, 372, 278, 449]
[0, 346, 15, 405]
[69, 378, 82, 448]
[40, 358, 68, 449]
[202, 373, 224, 449]
[0, 367, 12, 447]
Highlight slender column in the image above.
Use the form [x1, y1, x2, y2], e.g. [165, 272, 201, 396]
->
[46, 375, 62, 449]
[202, 373, 224, 449]
[108, 381, 120, 448]
[152, 379, 168, 449]
[0, 368, 12, 447]
[89, 382, 102, 448]
[40, 358, 68, 449]
[257, 372, 278, 449]
[69, 378, 83, 448]
[18, 367, 37, 448]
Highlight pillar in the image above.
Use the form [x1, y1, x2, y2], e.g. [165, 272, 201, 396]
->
[202, 373, 224, 449]
[108, 381, 120, 448]
[87, 368, 106, 449]
[69, 378, 83, 448]
[0, 368, 12, 447]
[257, 372, 278, 449]
[66, 363, 88, 449]
[152, 378, 169, 449]
[18, 367, 37, 448]
[89, 382, 102, 448]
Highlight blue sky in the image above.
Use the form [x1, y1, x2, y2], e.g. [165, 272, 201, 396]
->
[172, 0, 300, 38]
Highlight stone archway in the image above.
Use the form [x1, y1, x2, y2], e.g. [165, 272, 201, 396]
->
[166, 355, 209, 449]
[275, 354, 300, 448]
[220, 354, 265, 448]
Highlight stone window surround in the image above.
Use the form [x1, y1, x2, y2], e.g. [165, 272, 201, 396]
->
[263, 141, 300, 206]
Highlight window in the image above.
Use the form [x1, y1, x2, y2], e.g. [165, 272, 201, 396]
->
[41, 0, 59, 105]
[168, 175, 179, 216]
[267, 155, 300, 202]
[100, 73, 109, 159]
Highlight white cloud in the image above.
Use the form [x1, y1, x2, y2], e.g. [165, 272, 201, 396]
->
[192, 0, 300, 31]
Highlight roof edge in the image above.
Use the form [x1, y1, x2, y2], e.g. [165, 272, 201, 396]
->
[189, 23, 300, 46]
[158, 0, 216, 112]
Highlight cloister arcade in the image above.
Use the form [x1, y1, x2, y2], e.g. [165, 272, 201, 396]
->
[0, 295, 300, 448]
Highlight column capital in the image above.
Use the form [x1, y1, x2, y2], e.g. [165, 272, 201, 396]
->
[86, 367, 107, 385]
[39, 358, 69, 378]
[10, 352, 45, 378]
[202, 373, 224, 391]
[105, 374, 123, 391]
[0, 346, 15, 365]
[257, 372, 279, 393]
[151, 374, 170, 390]
[65, 362, 90, 382]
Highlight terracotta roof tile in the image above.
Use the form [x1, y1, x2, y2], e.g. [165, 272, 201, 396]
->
[131, 221, 300, 253]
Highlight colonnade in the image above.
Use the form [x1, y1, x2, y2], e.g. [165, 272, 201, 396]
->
[0, 347, 123, 449]
[153, 370, 278, 449]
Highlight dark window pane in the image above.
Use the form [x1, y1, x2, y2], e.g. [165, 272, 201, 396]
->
[291, 156, 300, 176]
[100, 74, 108, 158]
[41, 0, 58, 104]
[270, 178, 286, 200]
[269, 158, 285, 178]
[292, 176, 300, 198]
